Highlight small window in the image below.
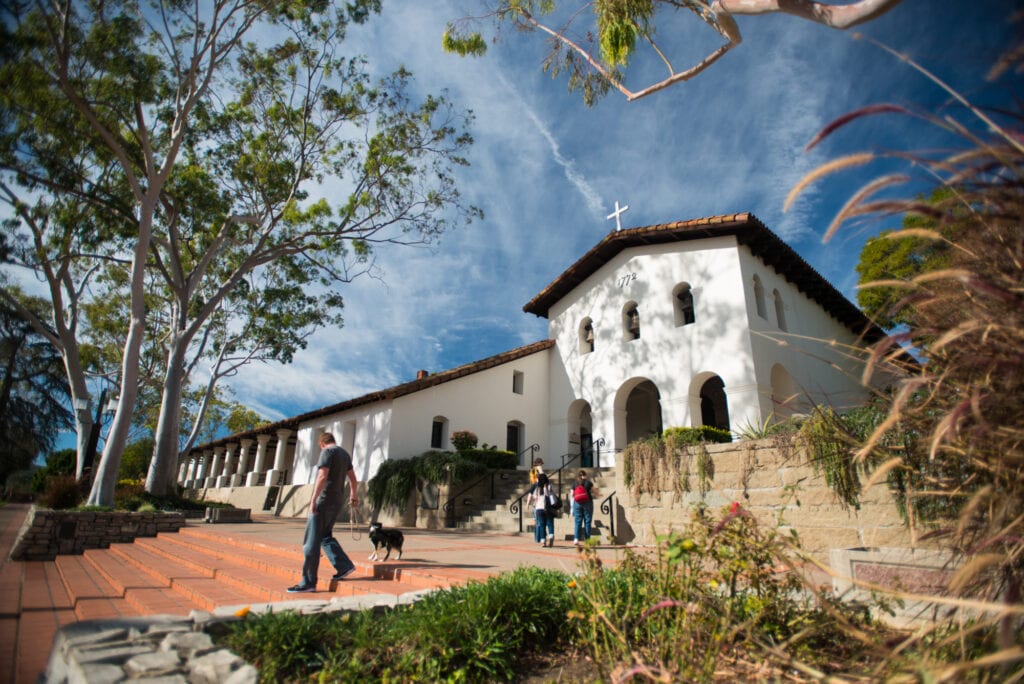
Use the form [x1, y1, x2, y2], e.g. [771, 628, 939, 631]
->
[430, 416, 448, 449]
[753, 276, 766, 319]
[506, 421, 524, 454]
[673, 283, 695, 326]
[773, 289, 787, 331]
[579, 318, 595, 354]
[512, 370, 524, 394]
[623, 303, 640, 341]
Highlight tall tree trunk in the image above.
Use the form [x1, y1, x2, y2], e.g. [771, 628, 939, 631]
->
[86, 216, 151, 507]
[146, 340, 188, 496]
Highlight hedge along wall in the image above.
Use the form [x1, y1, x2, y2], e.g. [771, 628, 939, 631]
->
[10, 507, 186, 561]
[613, 438, 919, 560]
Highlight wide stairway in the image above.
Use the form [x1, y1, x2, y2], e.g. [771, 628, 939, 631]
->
[454, 467, 617, 536]
[1, 513, 457, 684]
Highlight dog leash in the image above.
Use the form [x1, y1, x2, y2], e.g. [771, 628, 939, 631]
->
[349, 503, 362, 541]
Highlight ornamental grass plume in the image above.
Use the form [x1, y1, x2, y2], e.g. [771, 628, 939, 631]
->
[790, 32, 1024, 680]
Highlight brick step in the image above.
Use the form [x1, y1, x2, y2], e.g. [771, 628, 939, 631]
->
[152, 529, 298, 580]
[171, 527, 442, 595]
[82, 547, 204, 616]
[145, 531, 427, 601]
[53, 555, 141, 621]
[107, 542, 256, 612]
[176, 526, 299, 563]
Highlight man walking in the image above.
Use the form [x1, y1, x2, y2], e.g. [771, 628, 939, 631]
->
[287, 432, 359, 593]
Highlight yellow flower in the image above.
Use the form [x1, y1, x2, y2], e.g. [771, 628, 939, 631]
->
[234, 606, 251, 618]
[567, 579, 577, 589]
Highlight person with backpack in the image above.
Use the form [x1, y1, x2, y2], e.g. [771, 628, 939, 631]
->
[527, 472, 555, 547]
[572, 470, 595, 545]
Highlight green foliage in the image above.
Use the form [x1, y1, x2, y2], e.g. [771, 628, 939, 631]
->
[369, 450, 491, 513]
[366, 458, 418, 513]
[37, 475, 83, 510]
[442, 25, 488, 57]
[568, 504, 874, 681]
[218, 567, 572, 682]
[0, 288, 74, 485]
[460, 448, 517, 469]
[855, 188, 956, 329]
[663, 425, 732, 445]
[32, 449, 77, 493]
[449, 429, 478, 452]
[118, 439, 153, 482]
[595, 0, 654, 67]
[623, 431, 718, 499]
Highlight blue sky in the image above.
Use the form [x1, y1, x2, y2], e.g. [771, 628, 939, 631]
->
[217, 2, 1022, 424]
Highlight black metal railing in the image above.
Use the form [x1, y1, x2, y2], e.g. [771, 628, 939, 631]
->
[442, 470, 511, 528]
[600, 490, 616, 539]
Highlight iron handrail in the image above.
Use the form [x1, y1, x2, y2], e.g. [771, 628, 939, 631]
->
[599, 490, 616, 539]
[508, 450, 579, 532]
[443, 444, 537, 528]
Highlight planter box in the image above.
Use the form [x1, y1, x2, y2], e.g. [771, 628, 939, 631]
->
[8, 506, 186, 561]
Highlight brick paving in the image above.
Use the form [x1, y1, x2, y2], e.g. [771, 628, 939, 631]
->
[0, 503, 629, 683]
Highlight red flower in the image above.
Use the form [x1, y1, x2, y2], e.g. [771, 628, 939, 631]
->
[729, 502, 741, 514]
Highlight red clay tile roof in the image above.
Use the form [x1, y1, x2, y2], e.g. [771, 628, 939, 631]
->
[191, 339, 555, 452]
[523, 212, 885, 341]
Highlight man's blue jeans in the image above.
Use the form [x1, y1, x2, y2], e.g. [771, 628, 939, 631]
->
[301, 500, 354, 586]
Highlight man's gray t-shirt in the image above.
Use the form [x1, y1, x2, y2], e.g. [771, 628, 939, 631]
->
[316, 445, 353, 506]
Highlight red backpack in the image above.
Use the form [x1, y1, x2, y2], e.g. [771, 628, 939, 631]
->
[573, 483, 591, 503]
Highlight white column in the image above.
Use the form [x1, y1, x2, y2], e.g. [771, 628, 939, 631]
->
[207, 446, 225, 488]
[196, 449, 213, 488]
[217, 443, 237, 488]
[247, 434, 273, 486]
[268, 429, 293, 486]
[232, 438, 254, 487]
[177, 458, 190, 485]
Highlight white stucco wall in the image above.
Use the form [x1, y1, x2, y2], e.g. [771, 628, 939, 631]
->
[546, 236, 758, 465]
[389, 352, 551, 467]
[291, 349, 552, 485]
[736, 246, 874, 421]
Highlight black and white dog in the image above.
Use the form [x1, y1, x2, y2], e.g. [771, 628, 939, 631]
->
[368, 522, 404, 561]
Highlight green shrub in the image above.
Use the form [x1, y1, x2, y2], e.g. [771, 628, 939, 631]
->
[31, 448, 76, 493]
[219, 567, 573, 682]
[567, 503, 874, 681]
[663, 425, 732, 444]
[449, 429, 478, 452]
[460, 448, 516, 469]
[37, 474, 82, 509]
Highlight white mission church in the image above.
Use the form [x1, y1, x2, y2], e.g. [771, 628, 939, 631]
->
[178, 212, 887, 499]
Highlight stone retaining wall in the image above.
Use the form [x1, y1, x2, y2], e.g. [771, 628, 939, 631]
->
[613, 439, 922, 559]
[9, 506, 186, 561]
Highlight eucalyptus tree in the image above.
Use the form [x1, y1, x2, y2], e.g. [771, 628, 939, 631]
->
[2, 0, 480, 505]
[444, 0, 902, 104]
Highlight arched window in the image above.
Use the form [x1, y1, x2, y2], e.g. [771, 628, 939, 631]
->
[673, 283, 695, 326]
[772, 289, 787, 331]
[579, 318, 595, 354]
[430, 416, 449, 449]
[623, 302, 640, 341]
[753, 275, 766, 319]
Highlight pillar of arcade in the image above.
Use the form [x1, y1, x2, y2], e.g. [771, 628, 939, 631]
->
[267, 429, 293, 487]
[231, 438, 254, 487]
[205, 446, 225, 488]
[216, 443, 237, 488]
[246, 434, 273, 486]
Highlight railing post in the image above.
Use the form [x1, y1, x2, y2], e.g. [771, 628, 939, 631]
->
[600, 490, 616, 540]
[595, 437, 605, 469]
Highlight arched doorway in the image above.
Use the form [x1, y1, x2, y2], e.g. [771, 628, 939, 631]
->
[699, 376, 730, 431]
[568, 400, 594, 468]
[770, 364, 800, 419]
[624, 379, 663, 445]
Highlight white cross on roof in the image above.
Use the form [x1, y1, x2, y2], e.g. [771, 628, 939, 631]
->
[606, 200, 629, 231]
